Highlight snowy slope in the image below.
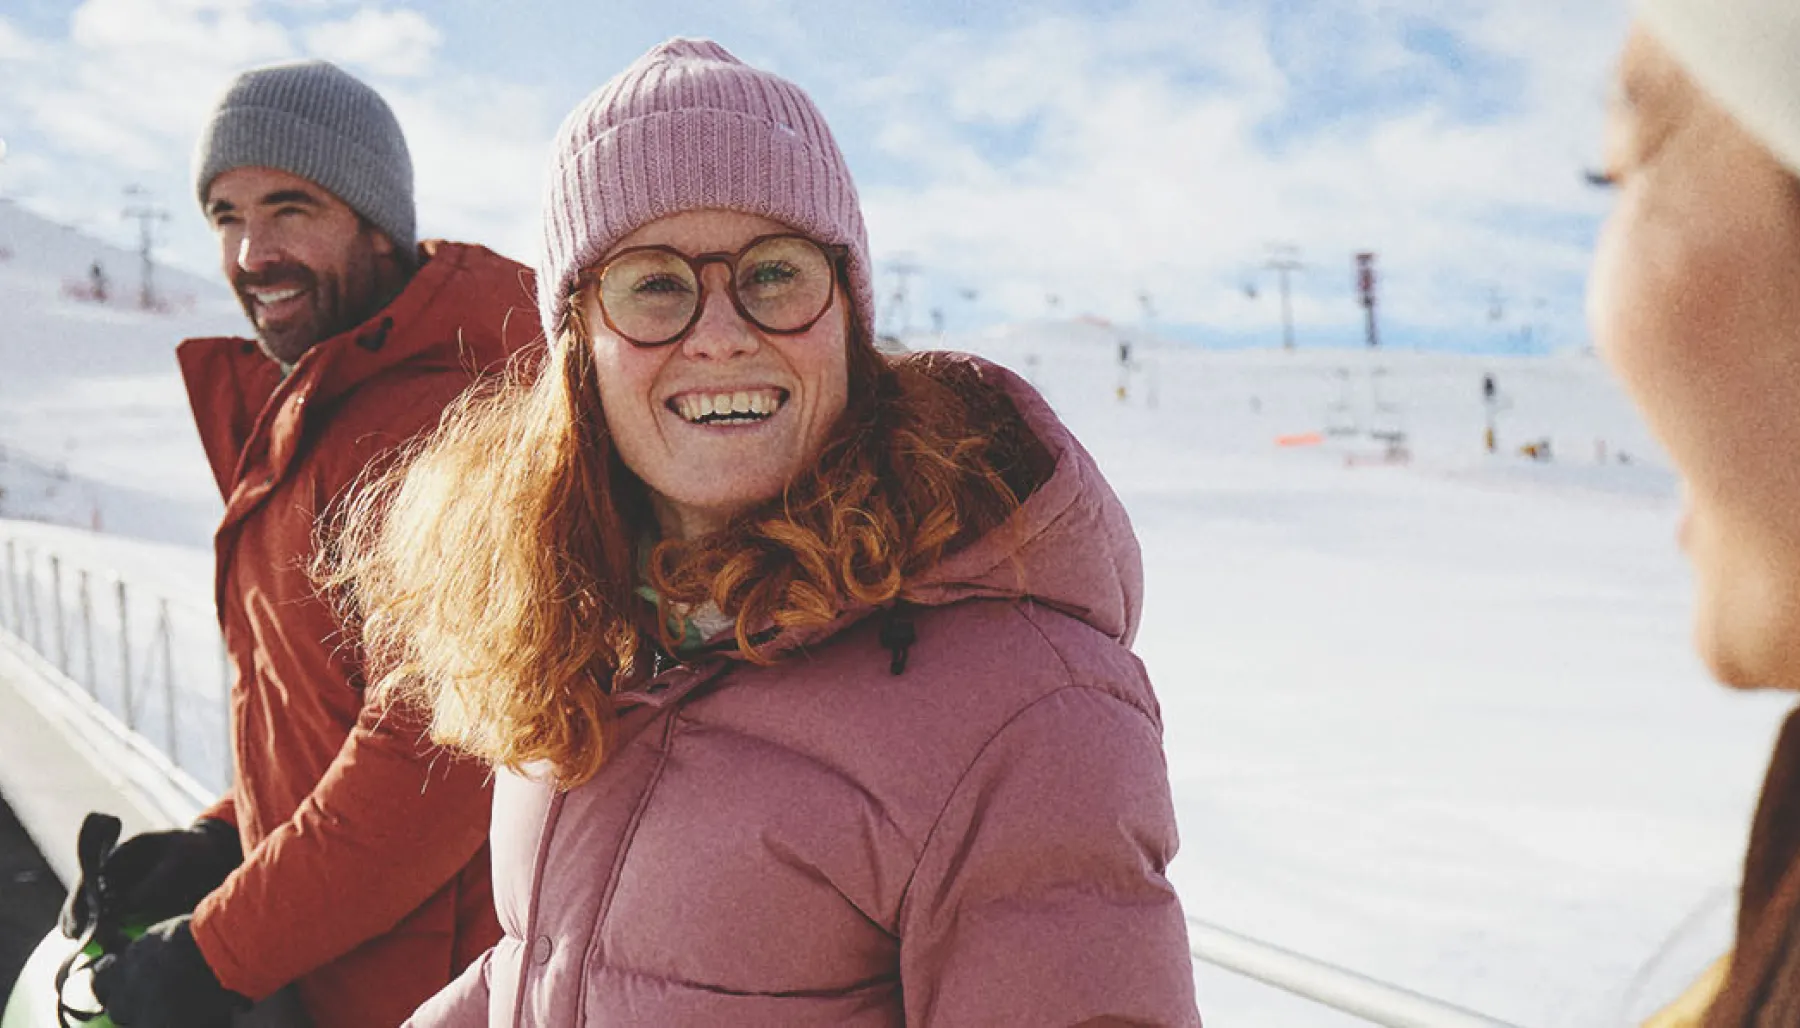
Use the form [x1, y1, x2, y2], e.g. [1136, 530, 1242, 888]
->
[0, 199, 239, 548]
[949, 321, 1791, 1025]
[3, 220, 1793, 1025]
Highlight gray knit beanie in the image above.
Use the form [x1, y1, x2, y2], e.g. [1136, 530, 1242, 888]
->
[194, 59, 416, 255]
[1639, 0, 1800, 177]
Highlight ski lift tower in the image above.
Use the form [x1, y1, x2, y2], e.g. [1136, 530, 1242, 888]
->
[1355, 252, 1380, 348]
[1265, 244, 1304, 350]
[956, 286, 979, 332]
[884, 257, 922, 339]
[122, 185, 170, 311]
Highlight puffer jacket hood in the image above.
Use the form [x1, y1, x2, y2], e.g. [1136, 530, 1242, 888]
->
[891, 351, 1142, 644]
[703, 350, 1143, 673]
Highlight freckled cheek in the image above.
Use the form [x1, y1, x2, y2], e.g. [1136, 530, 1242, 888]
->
[587, 365, 654, 456]
[590, 338, 656, 396]
[1628, 245, 1800, 544]
[1595, 214, 1728, 464]
[806, 363, 851, 444]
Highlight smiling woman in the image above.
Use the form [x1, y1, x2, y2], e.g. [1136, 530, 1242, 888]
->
[577, 212, 854, 541]
[328, 36, 1201, 1028]
[1590, 2, 1800, 1025]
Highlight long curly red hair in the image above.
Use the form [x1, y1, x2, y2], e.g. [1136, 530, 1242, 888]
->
[329, 302, 1045, 787]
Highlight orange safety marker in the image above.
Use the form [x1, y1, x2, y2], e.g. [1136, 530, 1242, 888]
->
[1276, 432, 1325, 447]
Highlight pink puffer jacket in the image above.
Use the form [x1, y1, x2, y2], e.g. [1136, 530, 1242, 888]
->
[407, 354, 1201, 1027]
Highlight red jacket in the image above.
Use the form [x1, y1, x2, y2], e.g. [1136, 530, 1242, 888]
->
[408, 354, 1200, 1027]
[179, 241, 536, 1028]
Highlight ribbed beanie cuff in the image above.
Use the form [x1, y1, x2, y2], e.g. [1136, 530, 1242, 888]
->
[537, 38, 874, 344]
[1638, 0, 1800, 177]
[194, 60, 416, 256]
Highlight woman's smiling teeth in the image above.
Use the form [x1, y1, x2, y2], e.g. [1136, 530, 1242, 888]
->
[670, 388, 786, 425]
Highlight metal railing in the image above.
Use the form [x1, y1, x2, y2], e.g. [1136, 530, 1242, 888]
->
[0, 535, 230, 794]
[1187, 918, 1521, 1027]
[0, 536, 1532, 1027]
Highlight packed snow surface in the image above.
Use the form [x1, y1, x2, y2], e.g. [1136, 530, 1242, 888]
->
[2, 203, 1791, 1025]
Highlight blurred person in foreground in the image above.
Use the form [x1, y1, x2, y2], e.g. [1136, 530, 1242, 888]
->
[1594, 3, 1800, 1025]
[332, 37, 1201, 1026]
[63, 59, 534, 1027]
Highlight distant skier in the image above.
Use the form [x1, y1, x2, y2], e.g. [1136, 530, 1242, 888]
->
[65, 59, 533, 1028]
[87, 260, 108, 303]
[1481, 372, 1512, 454]
[1482, 372, 1497, 452]
[1592, 3, 1800, 1024]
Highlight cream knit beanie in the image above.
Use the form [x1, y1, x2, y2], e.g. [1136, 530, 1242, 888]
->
[1638, 0, 1800, 176]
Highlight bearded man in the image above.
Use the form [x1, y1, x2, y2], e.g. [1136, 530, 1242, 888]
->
[67, 59, 533, 1028]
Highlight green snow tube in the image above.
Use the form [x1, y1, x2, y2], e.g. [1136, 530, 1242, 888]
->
[2, 926, 134, 1028]
[2, 930, 67, 1028]
[3, 813, 310, 1028]
[2, 814, 143, 1028]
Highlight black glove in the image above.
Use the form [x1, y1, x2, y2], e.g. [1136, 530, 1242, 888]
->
[59, 818, 242, 938]
[90, 915, 249, 1028]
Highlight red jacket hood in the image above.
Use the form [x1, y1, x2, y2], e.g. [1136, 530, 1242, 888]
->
[177, 240, 538, 500]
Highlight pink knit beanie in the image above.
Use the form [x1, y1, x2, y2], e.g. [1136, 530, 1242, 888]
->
[537, 37, 875, 344]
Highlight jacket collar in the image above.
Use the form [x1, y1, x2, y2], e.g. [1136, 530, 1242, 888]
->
[177, 241, 533, 498]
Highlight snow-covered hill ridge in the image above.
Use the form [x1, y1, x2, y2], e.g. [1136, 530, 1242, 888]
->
[916, 315, 1672, 487]
[0, 198, 226, 311]
[0, 199, 239, 547]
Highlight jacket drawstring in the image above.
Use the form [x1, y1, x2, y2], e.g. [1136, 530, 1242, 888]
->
[879, 605, 917, 676]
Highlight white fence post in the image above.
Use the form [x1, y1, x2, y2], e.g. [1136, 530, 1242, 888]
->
[115, 575, 133, 731]
[79, 568, 97, 693]
[25, 546, 42, 652]
[158, 597, 177, 762]
[1, 539, 14, 633]
[49, 555, 67, 674]
[0, 534, 228, 797]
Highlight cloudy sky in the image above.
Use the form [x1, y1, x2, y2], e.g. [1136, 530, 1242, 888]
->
[0, 0, 1631, 350]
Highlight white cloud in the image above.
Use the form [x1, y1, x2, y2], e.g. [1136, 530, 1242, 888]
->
[0, 16, 32, 61]
[845, 0, 1629, 345]
[381, 78, 554, 262]
[34, 0, 295, 160]
[0, 0, 298, 267]
[304, 8, 442, 78]
[0, 0, 1634, 348]
[0, 0, 545, 273]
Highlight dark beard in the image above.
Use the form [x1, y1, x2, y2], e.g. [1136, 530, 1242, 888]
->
[234, 263, 324, 366]
[232, 229, 397, 367]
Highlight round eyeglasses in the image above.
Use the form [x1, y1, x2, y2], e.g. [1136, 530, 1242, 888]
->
[584, 233, 849, 348]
